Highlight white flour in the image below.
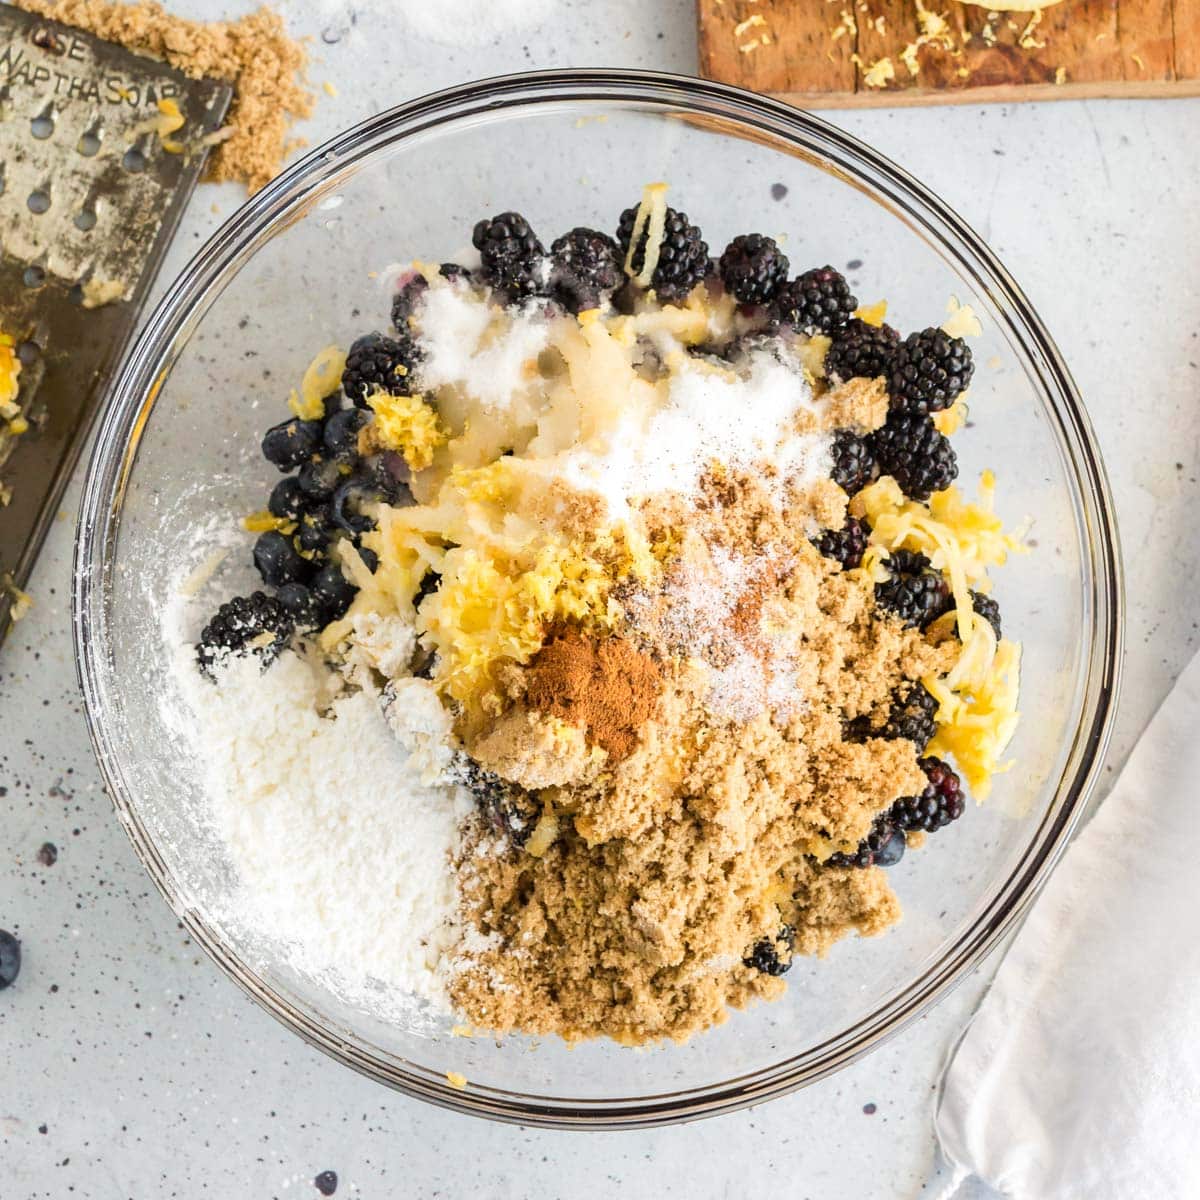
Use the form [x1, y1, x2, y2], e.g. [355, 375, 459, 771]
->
[169, 639, 473, 1018]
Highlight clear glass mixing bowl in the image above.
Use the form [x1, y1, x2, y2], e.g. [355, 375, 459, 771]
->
[73, 71, 1122, 1128]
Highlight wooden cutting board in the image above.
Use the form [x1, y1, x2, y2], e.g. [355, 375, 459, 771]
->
[698, 0, 1200, 107]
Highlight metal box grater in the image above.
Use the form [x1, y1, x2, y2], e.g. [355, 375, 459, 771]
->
[0, 5, 231, 637]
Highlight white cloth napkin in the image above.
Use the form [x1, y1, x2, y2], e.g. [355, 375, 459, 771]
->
[934, 649, 1200, 1200]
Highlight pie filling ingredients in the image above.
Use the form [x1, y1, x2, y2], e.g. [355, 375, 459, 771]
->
[177, 185, 1023, 1045]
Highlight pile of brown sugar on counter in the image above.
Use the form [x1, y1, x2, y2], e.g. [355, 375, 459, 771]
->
[183, 184, 1025, 1045]
[12, 0, 313, 192]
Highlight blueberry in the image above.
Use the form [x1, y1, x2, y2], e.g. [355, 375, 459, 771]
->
[323, 407, 368, 459]
[297, 509, 335, 556]
[268, 476, 308, 521]
[415, 568, 441, 607]
[362, 454, 415, 506]
[261, 418, 322, 471]
[314, 1171, 338, 1197]
[253, 531, 313, 587]
[873, 828, 907, 868]
[298, 457, 343, 502]
[276, 582, 329, 630]
[330, 476, 379, 535]
[311, 562, 357, 620]
[357, 546, 379, 573]
[0, 929, 20, 990]
[439, 262, 471, 281]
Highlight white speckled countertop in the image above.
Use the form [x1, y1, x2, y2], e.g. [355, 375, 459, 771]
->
[2, 2, 1198, 1196]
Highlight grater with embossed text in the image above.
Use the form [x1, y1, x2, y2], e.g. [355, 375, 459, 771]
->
[0, 5, 231, 638]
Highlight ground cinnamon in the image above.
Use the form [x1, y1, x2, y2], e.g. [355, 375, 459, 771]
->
[523, 628, 661, 760]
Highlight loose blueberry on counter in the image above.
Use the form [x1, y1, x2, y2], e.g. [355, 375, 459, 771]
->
[297, 457, 343, 502]
[276, 582, 328, 630]
[314, 1170, 338, 1196]
[268, 475, 308, 521]
[323, 407, 368, 459]
[261, 417, 322, 470]
[310, 561, 357, 620]
[0, 929, 21, 990]
[253, 531, 313, 588]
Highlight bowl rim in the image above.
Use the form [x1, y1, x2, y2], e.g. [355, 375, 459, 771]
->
[72, 67, 1124, 1128]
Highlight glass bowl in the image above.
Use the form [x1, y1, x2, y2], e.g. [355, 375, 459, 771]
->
[73, 70, 1122, 1128]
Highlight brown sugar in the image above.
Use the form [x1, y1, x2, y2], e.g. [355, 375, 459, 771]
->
[523, 628, 662, 761]
[448, 471, 954, 1045]
[14, 0, 314, 192]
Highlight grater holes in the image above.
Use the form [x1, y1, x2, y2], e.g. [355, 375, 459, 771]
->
[27, 185, 51, 215]
[122, 145, 148, 173]
[78, 125, 104, 157]
[22, 265, 46, 288]
[31, 103, 55, 140]
[16, 340, 41, 367]
[74, 207, 98, 233]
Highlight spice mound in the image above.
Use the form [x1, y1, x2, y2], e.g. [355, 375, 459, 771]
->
[179, 185, 1024, 1045]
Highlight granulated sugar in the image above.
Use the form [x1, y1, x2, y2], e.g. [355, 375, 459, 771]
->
[415, 283, 550, 412]
[171, 645, 472, 1016]
[562, 343, 832, 514]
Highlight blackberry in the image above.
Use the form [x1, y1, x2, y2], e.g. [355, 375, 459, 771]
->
[847, 681, 939, 751]
[867, 411, 958, 500]
[616, 203, 709, 304]
[389, 273, 428, 334]
[971, 590, 1002, 639]
[0, 929, 20, 990]
[341, 332, 420, 407]
[825, 319, 900, 383]
[813, 515, 869, 570]
[743, 924, 795, 976]
[459, 758, 540, 847]
[883, 682, 939, 750]
[261, 418, 322, 471]
[827, 815, 904, 869]
[196, 591, 293, 673]
[549, 227, 623, 313]
[829, 430, 876, 496]
[718, 233, 790, 305]
[888, 757, 964, 833]
[253, 531, 313, 588]
[890, 328, 974, 415]
[472, 211, 548, 302]
[773, 266, 857, 335]
[874, 549, 951, 629]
